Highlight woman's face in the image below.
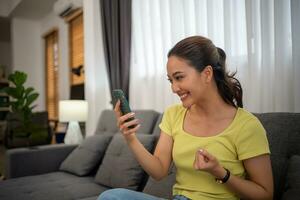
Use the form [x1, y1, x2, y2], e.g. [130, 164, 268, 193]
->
[167, 56, 212, 108]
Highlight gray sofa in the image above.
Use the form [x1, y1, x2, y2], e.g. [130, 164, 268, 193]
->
[0, 110, 300, 200]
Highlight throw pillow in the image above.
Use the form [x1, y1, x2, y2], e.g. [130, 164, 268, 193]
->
[94, 134, 156, 190]
[59, 134, 112, 176]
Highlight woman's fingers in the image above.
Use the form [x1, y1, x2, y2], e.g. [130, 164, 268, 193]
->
[197, 154, 207, 167]
[194, 148, 220, 173]
[194, 151, 199, 170]
[114, 100, 122, 118]
[123, 124, 141, 135]
[118, 112, 135, 127]
[198, 148, 214, 162]
[116, 111, 141, 135]
[194, 150, 207, 170]
[113, 101, 140, 136]
[119, 118, 139, 131]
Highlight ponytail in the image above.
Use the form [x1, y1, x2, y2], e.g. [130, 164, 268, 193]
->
[168, 36, 243, 107]
[214, 48, 243, 108]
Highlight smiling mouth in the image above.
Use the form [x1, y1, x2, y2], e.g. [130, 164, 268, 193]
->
[179, 93, 188, 100]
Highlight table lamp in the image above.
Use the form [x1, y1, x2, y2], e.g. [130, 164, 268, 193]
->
[59, 100, 88, 144]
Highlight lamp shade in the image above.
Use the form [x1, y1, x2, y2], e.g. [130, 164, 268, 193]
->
[59, 100, 88, 122]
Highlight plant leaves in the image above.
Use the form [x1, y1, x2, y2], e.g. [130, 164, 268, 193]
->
[14, 85, 24, 99]
[8, 71, 27, 86]
[26, 93, 39, 106]
[25, 87, 34, 96]
[2, 87, 18, 98]
[5, 70, 42, 141]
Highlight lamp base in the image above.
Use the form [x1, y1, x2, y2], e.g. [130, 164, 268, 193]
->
[64, 121, 83, 144]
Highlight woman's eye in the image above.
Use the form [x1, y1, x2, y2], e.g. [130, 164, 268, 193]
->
[175, 76, 183, 80]
[167, 75, 184, 83]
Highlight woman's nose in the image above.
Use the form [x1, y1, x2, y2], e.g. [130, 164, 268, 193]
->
[171, 82, 180, 93]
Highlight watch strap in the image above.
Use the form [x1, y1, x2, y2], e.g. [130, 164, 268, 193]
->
[215, 168, 230, 184]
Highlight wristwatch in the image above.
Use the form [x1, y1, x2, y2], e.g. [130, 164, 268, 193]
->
[215, 168, 230, 184]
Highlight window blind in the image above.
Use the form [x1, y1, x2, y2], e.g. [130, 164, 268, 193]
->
[69, 12, 84, 86]
[45, 30, 59, 121]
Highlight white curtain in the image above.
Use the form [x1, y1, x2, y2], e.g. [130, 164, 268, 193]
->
[130, 0, 300, 113]
[84, 0, 111, 136]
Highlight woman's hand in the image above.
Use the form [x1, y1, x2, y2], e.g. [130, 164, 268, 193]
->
[114, 100, 141, 137]
[193, 148, 226, 179]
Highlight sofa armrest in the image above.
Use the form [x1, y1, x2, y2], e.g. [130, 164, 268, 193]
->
[4, 144, 77, 179]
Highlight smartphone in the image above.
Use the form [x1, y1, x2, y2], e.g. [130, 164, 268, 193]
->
[112, 89, 136, 128]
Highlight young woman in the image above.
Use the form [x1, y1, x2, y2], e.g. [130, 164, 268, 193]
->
[98, 36, 273, 200]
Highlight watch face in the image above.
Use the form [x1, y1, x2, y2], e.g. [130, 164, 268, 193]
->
[215, 179, 224, 184]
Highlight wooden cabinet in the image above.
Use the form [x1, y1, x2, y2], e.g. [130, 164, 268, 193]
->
[0, 79, 9, 143]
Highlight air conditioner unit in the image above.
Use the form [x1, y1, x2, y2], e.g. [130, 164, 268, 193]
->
[53, 0, 83, 17]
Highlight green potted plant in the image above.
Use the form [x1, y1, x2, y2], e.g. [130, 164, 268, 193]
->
[2, 71, 50, 147]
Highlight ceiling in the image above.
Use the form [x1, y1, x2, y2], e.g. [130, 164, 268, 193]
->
[10, 0, 57, 20]
[0, 0, 58, 42]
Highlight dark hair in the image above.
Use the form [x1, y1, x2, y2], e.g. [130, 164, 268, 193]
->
[168, 36, 243, 107]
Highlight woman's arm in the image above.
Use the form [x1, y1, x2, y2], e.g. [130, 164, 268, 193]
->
[194, 150, 273, 200]
[226, 154, 274, 200]
[125, 132, 173, 180]
[115, 100, 173, 180]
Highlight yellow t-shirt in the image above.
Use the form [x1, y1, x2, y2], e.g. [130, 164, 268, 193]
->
[159, 104, 270, 200]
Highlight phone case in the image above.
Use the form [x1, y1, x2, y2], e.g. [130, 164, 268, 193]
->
[112, 89, 136, 129]
[112, 89, 132, 115]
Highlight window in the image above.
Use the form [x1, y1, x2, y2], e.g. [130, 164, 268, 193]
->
[68, 10, 85, 88]
[44, 30, 59, 121]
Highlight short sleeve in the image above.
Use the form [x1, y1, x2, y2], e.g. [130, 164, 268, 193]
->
[159, 106, 174, 137]
[235, 118, 270, 160]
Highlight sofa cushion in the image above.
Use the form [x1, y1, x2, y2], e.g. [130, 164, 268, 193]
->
[281, 189, 300, 200]
[152, 114, 163, 137]
[94, 134, 156, 190]
[95, 110, 119, 133]
[254, 112, 297, 200]
[286, 155, 300, 188]
[134, 110, 159, 134]
[0, 172, 109, 200]
[60, 134, 112, 176]
[95, 110, 159, 135]
[269, 155, 288, 198]
[281, 155, 300, 200]
[143, 163, 176, 199]
[79, 196, 100, 200]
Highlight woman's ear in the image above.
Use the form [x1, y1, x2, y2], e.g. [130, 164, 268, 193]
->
[202, 65, 213, 83]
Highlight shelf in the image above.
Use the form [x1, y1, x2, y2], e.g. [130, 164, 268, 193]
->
[0, 79, 8, 84]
